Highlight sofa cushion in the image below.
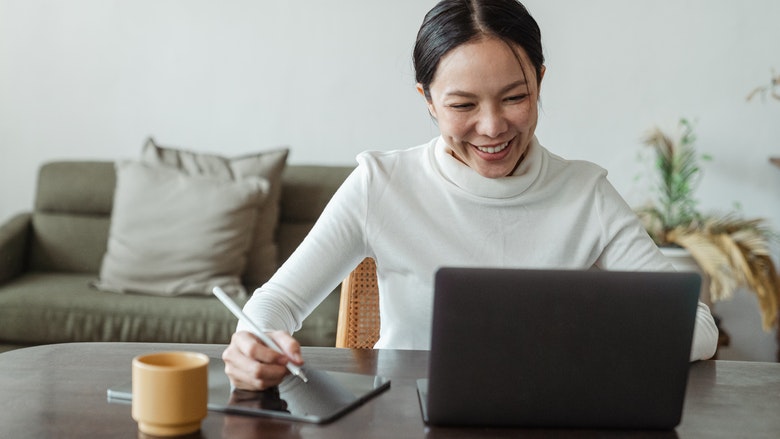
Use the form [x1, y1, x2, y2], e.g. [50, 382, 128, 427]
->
[142, 139, 289, 290]
[0, 273, 243, 344]
[95, 161, 267, 297]
[0, 272, 339, 346]
[276, 165, 355, 262]
[29, 161, 116, 273]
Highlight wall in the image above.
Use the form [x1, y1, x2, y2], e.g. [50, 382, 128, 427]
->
[1, 0, 778, 358]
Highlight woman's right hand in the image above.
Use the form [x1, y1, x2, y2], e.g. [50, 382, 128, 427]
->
[222, 330, 304, 390]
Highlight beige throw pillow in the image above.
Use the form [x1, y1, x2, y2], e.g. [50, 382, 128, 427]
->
[141, 138, 289, 290]
[95, 161, 269, 297]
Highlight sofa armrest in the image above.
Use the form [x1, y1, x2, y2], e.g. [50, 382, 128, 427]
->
[0, 213, 31, 285]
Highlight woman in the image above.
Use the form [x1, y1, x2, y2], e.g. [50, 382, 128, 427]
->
[223, 0, 719, 390]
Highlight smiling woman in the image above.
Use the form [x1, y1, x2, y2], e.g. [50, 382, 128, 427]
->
[413, 0, 545, 179]
[221, 0, 720, 391]
[418, 38, 543, 178]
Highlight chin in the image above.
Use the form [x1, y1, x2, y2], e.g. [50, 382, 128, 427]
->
[476, 165, 513, 179]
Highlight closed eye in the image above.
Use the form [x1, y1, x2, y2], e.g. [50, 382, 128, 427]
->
[504, 94, 528, 103]
[448, 102, 475, 110]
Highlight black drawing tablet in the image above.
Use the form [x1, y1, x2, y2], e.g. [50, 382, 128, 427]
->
[108, 356, 390, 424]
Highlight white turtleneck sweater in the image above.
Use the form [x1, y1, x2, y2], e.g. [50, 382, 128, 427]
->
[240, 137, 718, 361]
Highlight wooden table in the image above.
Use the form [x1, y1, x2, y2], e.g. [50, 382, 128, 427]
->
[0, 343, 779, 438]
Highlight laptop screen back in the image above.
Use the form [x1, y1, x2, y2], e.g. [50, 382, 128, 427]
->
[422, 267, 700, 429]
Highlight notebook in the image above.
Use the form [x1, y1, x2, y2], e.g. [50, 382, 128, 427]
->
[108, 357, 390, 424]
[417, 267, 701, 429]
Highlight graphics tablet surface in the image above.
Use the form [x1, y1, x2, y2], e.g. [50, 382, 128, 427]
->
[108, 356, 390, 424]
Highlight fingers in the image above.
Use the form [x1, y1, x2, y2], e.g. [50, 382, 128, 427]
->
[268, 330, 303, 365]
[222, 331, 298, 390]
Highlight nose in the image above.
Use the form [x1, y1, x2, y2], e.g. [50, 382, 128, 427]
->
[475, 105, 508, 138]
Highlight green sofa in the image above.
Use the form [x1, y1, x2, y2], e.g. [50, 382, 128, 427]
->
[0, 161, 354, 353]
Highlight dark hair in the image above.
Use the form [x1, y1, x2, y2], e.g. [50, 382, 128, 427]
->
[413, 0, 544, 99]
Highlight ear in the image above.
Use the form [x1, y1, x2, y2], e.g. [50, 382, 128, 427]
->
[537, 65, 546, 95]
[416, 83, 438, 119]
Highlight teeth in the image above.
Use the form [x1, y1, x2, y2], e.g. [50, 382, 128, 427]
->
[476, 141, 509, 154]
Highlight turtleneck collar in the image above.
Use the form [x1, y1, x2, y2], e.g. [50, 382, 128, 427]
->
[431, 136, 545, 199]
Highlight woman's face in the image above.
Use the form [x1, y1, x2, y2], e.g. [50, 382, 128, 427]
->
[419, 37, 544, 179]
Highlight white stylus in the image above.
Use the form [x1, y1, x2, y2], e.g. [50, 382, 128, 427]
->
[212, 286, 309, 383]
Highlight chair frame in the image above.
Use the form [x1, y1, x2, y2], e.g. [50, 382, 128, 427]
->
[336, 258, 380, 348]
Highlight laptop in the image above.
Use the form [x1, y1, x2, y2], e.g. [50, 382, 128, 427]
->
[108, 357, 390, 424]
[417, 267, 701, 430]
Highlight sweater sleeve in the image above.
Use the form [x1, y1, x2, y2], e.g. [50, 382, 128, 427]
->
[690, 302, 719, 361]
[593, 175, 718, 361]
[238, 164, 370, 335]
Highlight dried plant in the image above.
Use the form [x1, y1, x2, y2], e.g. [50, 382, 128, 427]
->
[746, 69, 780, 102]
[636, 119, 780, 330]
[668, 217, 779, 330]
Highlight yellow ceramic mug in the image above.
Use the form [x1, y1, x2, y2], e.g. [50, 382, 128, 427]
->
[132, 351, 209, 437]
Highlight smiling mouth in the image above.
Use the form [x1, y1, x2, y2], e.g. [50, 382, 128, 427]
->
[473, 139, 511, 154]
